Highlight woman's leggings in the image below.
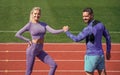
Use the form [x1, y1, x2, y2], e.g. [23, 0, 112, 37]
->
[25, 44, 57, 75]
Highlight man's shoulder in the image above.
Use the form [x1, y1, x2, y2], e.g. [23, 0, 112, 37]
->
[92, 20, 101, 26]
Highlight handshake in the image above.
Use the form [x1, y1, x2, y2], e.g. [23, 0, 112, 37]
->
[63, 26, 69, 32]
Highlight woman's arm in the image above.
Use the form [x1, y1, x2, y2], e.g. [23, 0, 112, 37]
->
[46, 25, 64, 34]
[15, 23, 30, 42]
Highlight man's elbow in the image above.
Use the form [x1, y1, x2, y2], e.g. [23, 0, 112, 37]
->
[73, 39, 79, 42]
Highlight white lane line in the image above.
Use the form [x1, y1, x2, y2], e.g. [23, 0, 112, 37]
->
[0, 60, 120, 62]
[0, 60, 83, 62]
[0, 43, 120, 45]
[0, 70, 120, 73]
[0, 30, 120, 33]
[0, 51, 85, 53]
[0, 50, 120, 53]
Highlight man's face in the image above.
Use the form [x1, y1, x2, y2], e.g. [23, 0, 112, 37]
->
[82, 12, 93, 24]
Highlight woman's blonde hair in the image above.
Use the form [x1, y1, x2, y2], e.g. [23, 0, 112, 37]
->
[29, 7, 41, 22]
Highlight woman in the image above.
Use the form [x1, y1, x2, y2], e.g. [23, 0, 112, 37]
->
[15, 7, 64, 75]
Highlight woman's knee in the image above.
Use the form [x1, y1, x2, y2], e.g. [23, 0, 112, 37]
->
[44, 55, 57, 68]
[50, 62, 57, 69]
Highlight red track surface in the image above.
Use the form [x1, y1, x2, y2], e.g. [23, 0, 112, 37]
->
[0, 43, 120, 75]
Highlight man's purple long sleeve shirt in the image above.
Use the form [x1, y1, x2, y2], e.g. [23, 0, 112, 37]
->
[65, 20, 111, 55]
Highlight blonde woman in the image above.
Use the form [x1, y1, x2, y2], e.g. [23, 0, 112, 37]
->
[15, 7, 64, 75]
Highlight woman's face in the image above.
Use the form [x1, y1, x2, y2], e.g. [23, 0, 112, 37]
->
[32, 10, 41, 21]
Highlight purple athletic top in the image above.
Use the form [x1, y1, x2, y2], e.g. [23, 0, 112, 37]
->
[66, 20, 111, 55]
[15, 22, 63, 42]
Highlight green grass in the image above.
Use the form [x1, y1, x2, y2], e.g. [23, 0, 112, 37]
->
[0, 0, 120, 43]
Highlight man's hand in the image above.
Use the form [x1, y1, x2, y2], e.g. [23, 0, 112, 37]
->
[106, 53, 111, 60]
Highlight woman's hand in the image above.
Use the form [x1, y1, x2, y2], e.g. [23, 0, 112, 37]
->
[28, 41, 32, 47]
[63, 26, 69, 32]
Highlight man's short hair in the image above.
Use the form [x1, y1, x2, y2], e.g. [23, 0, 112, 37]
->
[83, 7, 94, 15]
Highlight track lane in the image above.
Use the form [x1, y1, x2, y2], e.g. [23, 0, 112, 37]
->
[0, 43, 120, 75]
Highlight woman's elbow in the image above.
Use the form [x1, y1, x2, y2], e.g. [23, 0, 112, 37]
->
[15, 33, 20, 38]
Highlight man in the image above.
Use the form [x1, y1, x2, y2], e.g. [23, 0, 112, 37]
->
[63, 7, 111, 75]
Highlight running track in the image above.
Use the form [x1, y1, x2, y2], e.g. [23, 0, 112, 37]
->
[0, 43, 120, 75]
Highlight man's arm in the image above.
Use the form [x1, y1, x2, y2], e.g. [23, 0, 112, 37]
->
[103, 26, 111, 60]
[63, 26, 91, 42]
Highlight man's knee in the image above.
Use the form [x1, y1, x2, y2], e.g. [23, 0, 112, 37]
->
[98, 69, 106, 75]
[85, 71, 94, 75]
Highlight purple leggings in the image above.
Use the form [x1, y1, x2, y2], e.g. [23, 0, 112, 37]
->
[26, 44, 57, 75]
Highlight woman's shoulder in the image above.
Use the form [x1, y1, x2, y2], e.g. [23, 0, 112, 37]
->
[25, 22, 32, 26]
[22, 22, 32, 30]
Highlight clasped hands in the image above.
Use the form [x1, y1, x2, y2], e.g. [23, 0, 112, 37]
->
[63, 26, 69, 32]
